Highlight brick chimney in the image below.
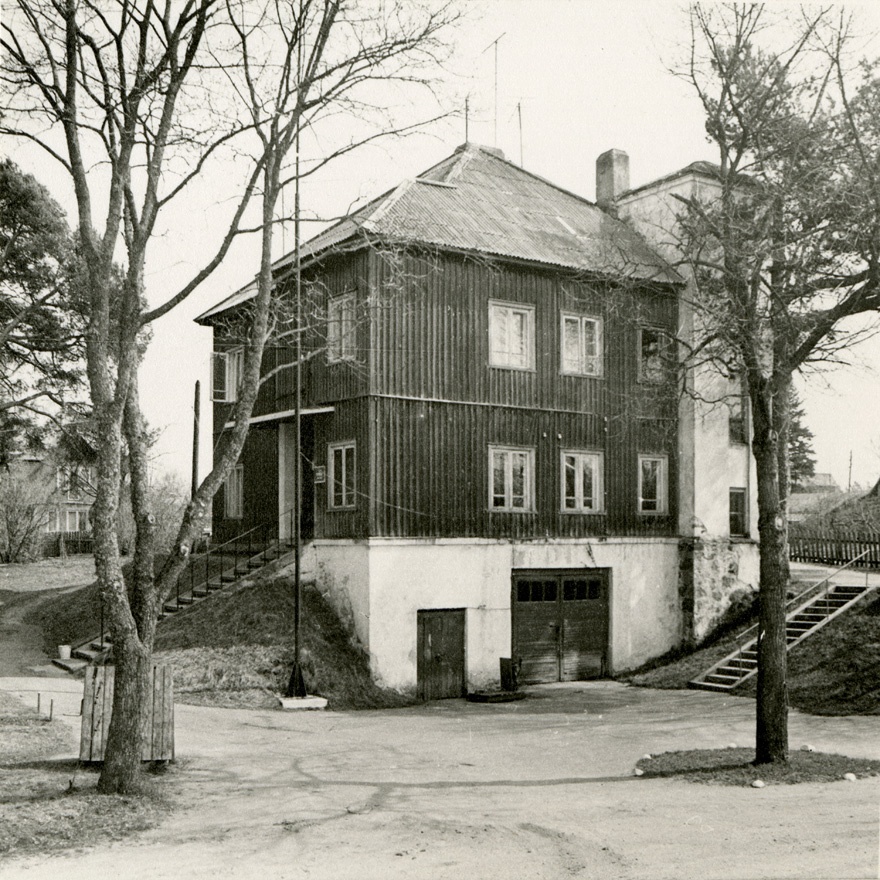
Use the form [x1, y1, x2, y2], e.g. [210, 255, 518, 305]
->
[596, 149, 630, 212]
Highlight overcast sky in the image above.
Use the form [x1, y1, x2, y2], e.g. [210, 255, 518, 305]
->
[7, 1, 880, 489]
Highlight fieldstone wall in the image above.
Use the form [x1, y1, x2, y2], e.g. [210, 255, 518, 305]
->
[679, 537, 759, 645]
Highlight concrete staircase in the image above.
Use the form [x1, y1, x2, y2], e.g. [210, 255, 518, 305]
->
[689, 575, 878, 692]
[52, 540, 305, 674]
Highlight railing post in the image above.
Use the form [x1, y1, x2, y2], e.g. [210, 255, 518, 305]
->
[100, 597, 104, 647]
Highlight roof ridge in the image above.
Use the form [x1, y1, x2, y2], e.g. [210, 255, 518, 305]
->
[361, 179, 415, 231]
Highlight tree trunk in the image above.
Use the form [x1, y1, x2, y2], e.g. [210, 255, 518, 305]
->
[96, 636, 150, 793]
[751, 385, 789, 765]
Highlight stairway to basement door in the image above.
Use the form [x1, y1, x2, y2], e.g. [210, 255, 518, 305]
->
[689, 574, 878, 693]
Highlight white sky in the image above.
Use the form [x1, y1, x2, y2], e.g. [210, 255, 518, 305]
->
[6, 1, 880, 490]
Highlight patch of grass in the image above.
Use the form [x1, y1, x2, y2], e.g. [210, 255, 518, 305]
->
[625, 580, 880, 716]
[26, 580, 104, 656]
[156, 571, 415, 711]
[636, 747, 880, 785]
[0, 556, 96, 593]
[0, 691, 172, 860]
[739, 593, 880, 715]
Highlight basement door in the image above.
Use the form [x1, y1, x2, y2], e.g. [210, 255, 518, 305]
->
[417, 609, 466, 701]
[513, 570, 609, 684]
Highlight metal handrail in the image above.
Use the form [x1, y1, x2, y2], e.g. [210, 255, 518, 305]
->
[734, 548, 871, 646]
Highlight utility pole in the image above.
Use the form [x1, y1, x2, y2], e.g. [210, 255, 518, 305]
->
[287, 39, 307, 700]
[191, 380, 200, 499]
[848, 450, 853, 492]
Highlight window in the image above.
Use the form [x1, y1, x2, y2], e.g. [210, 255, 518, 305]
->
[224, 464, 244, 519]
[561, 314, 603, 376]
[561, 451, 604, 512]
[489, 301, 535, 369]
[212, 347, 244, 402]
[638, 327, 672, 383]
[490, 445, 534, 511]
[638, 454, 668, 514]
[328, 441, 356, 509]
[45, 509, 60, 533]
[729, 488, 748, 537]
[327, 293, 356, 362]
[66, 509, 90, 532]
[728, 376, 748, 444]
[58, 466, 94, 501]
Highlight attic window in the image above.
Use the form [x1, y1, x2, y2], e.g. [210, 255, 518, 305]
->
[415, 179, 457, 189]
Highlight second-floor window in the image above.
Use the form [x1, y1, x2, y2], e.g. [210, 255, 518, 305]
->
[327, 292, 356, 362]
[57, 466, 95, 501]
[490, 445, 534, 511]
[561, 451, 604, 512]
[638, 454, 668, 514]
[728, 375, 748, 444]
[638, 327, 672, 384]
[561, 314, 603, 376]
[212, 347, 244, 403]
[489, 301, 535, 370]
[329, 441, 356, 509]
[224, 464, 244, 519]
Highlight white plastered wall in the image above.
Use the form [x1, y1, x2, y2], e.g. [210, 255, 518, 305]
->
[314, 537, 681, 692]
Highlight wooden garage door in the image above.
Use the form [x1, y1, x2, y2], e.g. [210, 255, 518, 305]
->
[417, 609, 466, 701]
[513, 571, 609, 684]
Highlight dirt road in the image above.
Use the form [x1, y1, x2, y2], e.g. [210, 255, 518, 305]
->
[2, 681, 877, 880]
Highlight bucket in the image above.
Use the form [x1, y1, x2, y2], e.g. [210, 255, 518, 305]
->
[58, 645, 71, 660]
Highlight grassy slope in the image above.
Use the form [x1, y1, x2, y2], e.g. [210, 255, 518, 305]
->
[155, 568, 414, 710]
[628, 591, 880, 716]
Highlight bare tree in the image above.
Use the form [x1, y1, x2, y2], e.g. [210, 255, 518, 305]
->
[1, 0, 458, 793]
[676, 3, 880, 763]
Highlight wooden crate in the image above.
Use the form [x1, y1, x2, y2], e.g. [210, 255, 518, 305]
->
[80, 665, 174, 763]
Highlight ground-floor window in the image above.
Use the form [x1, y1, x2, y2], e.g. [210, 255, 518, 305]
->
[729, 487, 748, 536]
[65, 509, 90, 532]
[224, 464, 244, 519]
[638, 454, 668, 514]
[490, 445, 534, 511]
[561, 450, 604, 512]
[328, 441, 356, 509]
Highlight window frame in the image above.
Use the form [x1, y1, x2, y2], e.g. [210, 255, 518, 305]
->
[224, 464, 244, 519]
[65, 508, 90, 532]
[560, 449, 605, 513]
[728, 375, 749, 445]
[489, 444, 535, 512]
[638, 454, 669, 515]
[212, 347, 244, 403]
[560, 312, 604, 377]
[729, 487, 748, 537]
[638, 326, 673, 384]
[488, 300, 536, 371]
[328, 440, 357, 510]
[327, 292, 357, 363]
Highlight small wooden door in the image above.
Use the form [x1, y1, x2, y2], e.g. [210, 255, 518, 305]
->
[417, 609, 466, 701]
[513, 570, 609, 684]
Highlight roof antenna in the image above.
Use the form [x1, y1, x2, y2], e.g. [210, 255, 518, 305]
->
[482, 33, 505, 147]
[517, 101, 523, 166]
[465, 95, 469, 143]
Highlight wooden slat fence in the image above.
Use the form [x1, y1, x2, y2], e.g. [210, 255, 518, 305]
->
[41, 530, 94, 557]
[789, 529, 880, 568]
[80, 665, 174, 763]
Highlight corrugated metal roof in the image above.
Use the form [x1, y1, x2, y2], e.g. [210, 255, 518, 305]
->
[197, 144, 680, 322]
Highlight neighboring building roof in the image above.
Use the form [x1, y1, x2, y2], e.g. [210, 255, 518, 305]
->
[794, 472, 840, 493]
[618, 161, 723, 201]
[197, 143, 681, 323]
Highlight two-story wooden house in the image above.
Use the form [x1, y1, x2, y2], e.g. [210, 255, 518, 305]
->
[197, 143, 758, 697]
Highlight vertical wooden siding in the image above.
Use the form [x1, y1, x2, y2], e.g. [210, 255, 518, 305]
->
[368, 397, 676, 538]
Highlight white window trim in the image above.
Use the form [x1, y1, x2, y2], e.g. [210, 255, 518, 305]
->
[212, 347, 244, 403]
[560, 313, 603, 377]
[638, 326, 671, 384]
[489, 445, 535, 512]
[489, 300, 536, 371]
[638, 454, 669, 515]
[729, 487, 748, 537]
[327, 292, 357, 363]
[224, 464, 244, 519]
[328, 440, 356, 509]
[560, 450, 605, 513]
